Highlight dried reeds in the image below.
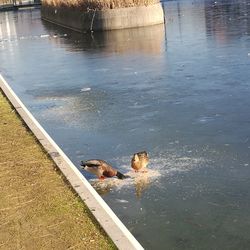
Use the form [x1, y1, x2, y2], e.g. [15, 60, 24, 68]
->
[42, 0, 160, 10]
[0, 0, 13, 4]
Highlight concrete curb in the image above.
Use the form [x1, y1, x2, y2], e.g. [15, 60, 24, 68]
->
[0, 74, 144, 250]
[41, 3, 164, 32]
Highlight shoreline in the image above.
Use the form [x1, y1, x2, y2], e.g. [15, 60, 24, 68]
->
[0, 74, 144, 250]
[0, 90, 116, 249]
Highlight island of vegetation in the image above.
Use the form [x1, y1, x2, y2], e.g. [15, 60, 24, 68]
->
[41, 0, 164, 32]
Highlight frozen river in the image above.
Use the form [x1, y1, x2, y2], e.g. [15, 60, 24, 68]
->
[1, 0, 250, 248]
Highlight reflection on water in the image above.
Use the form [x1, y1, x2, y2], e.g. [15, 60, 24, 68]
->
[0, 12, 16, 40]
[27, 87, 109, 130]
[42, 21, 166, 55]
[90, 151, 205, 198]
[2, 12, 16, 39]
[0, 9, 45, 40]
[205, 0, 250, 43]
[91, 169, 158, 198]
[134, 173, 150, 198]
[1, 0, 250, 249]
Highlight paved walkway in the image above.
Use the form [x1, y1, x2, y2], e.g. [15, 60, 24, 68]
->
[0, 91, 116, 250]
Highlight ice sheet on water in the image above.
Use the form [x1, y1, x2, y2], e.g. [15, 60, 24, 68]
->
[93, 68, 109, 72]
[15, 33, 67, 41]
[196, 114, 221, 124]
[115, 152, 205, 175]
[80, 87, 91, 92]
[90, 169, 160, 191]
[40, 34, 50, 38]
[90, 151, 205, 194]
[115, 199, 129, 203]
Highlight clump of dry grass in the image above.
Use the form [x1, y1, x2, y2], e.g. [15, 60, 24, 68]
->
[0, 0, 12, 5]
[42, 0, 160, 10]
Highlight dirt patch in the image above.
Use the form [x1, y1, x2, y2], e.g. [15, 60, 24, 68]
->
[0, 90, 116, 250]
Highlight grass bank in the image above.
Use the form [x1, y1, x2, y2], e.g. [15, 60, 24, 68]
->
[0, 90, 116, 250]
[42, 0, 159, 11]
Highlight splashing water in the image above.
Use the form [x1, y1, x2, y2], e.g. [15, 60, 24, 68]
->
[90, 151, 206, 195]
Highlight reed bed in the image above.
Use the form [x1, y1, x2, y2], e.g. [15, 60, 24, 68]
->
[0, 0, 12, 5]
[42, 0, 160, 10]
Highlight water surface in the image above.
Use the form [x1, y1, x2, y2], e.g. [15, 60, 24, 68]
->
[1, 1, 250, 249]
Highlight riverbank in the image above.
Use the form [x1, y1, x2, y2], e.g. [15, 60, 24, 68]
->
[0, 91, 116, 249]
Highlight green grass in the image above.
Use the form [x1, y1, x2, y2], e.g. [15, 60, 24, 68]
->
[0, 90, 117, 250]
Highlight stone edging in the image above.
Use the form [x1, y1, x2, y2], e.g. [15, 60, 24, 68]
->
[41, 3, 164, 32]
[0, 74, 144, 250]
